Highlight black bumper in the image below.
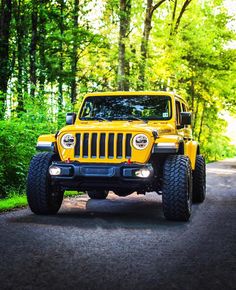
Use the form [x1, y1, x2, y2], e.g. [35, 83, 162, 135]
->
[49, 162, 154, 191]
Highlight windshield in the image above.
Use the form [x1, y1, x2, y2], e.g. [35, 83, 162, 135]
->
[79, 95, 172, 121]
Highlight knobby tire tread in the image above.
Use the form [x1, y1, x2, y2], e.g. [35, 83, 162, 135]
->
[192, 155, 206, 203]
[27, 152, 63, 214]
[162, 155, 192, 221]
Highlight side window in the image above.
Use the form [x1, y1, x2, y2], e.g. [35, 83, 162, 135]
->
[175, 101, 181, 125]
[182, 103, 186, 112]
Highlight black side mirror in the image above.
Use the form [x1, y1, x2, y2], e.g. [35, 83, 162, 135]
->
[180, 112, 191, 126]
[66, 113, 77, 125]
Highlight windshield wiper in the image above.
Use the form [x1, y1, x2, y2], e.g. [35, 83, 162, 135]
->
[94, 116, 111, 122]
[125, 115, 147, 123]
[113, 115, 147, 123]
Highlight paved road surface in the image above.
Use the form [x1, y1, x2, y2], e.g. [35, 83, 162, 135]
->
[0, 159, 235, 290]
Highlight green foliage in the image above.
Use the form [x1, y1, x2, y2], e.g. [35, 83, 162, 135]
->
[0, 194, 27, 212]
[197, 108, 236, 162]
[203, 139, 236, 162]
[0, 100, 57, 196]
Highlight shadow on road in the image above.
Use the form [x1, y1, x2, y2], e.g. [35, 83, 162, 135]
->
[8, 195, 192, 230]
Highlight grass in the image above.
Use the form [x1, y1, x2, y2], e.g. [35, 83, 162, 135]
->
[0, 195, 27, 212]
[0, 191, 82, 213]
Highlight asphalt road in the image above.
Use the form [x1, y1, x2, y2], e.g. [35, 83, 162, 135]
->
[0, 159, 235, 290]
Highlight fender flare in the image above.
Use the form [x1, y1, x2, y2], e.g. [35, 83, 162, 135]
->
[184, 140, 198, 170]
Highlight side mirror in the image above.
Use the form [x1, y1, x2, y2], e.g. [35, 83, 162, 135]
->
[180, 112, 191, 126]
[66, 113, 77, 125]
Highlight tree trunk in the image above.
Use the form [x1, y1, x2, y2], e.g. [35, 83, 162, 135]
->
[173, 0, 192, 35]
[169, 0, 177, 37]
[192, 96, 200, 136]
[58, 0, 64, 113]
[70, 0, 79, 105]
[16, 0, 24, 114]
[138, 0, 166, 89]
[118, 0, 131, 91]
[29, 0, 38, 98]
[0, 0, 12, 119]
[190, 76, 195, 129]
[197, 101, 206, 142]
[58, 0, 65, 115]
[39, 0, 46, 95]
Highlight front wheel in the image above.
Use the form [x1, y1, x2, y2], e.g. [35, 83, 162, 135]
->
[162, 155, 192, 221]
[26, 152, 64, 215]
[87, 190, 108, 200]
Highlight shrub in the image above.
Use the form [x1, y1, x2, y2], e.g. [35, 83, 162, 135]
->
[0, 111, 57, 196]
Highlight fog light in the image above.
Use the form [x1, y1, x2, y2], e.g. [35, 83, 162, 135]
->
[135, 168, 151, 178]
[49, 166, 61, 176]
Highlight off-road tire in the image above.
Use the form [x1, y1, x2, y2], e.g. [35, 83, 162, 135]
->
[162, 155, 192, 221]
[87, 190, 108, 200]
[27, 152, 64, 215]
[192, 155, 206, 203]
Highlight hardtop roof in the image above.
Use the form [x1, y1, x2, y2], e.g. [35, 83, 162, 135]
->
[84, 91, 188, 105]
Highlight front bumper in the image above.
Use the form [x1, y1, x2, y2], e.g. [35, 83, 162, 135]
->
[49, 162, 154, 190]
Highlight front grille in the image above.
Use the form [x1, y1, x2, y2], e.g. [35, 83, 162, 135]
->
[75, 132, 132, 160]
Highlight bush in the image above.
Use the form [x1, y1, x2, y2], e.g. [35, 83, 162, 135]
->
[0, 111, 57, 196]
[202, 135, 236, 162]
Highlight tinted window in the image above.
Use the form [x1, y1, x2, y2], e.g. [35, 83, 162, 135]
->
[80, 95, 172, 121]
[175, 101, 181, 125]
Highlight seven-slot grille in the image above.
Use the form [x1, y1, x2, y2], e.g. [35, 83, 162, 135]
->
[74, 133, 132, 159]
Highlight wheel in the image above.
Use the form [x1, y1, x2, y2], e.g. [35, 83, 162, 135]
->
[192, 155, 206, 203]
[87, 190, 108, 200]
[162, 155, 192, 221]
[26, 152, 64, 215]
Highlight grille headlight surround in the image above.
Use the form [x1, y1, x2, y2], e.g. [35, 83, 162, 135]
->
[133, 134, 149, 150]
[61, 134, 75, 149]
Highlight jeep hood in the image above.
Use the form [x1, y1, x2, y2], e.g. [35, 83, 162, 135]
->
[59, 121, 174, 137]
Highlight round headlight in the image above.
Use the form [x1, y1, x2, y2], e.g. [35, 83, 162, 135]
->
[133, 134, 149, 150]
[61, 134, 75, 149]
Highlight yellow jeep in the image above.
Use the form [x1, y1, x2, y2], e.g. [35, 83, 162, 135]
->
[26, 91, 206, 221]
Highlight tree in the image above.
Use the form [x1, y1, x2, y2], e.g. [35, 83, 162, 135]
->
[0, 0, 12, 119]
[70, 0, 79, 104]
[169, 0, 192, 37]
[118, 0, 131, 91]
[29, 0, 38, 99]
[38, 0, 47, 94]
[15, 0, 27, 114]
[138, 0, 166, 89]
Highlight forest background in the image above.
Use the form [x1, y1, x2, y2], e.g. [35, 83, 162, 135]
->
[0, 0, 235, 197]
